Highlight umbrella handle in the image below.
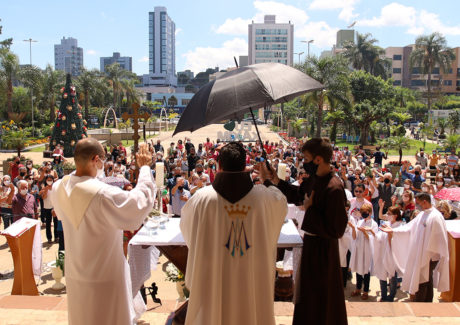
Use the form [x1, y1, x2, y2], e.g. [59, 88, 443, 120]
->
[249, 107, 271, 170]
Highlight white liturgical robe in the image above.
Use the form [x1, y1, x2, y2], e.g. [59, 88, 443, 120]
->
[50, 166, 155, 325]
[349, 217, 378, 275]
[390, 207, 449, 295]
[180, 184, 287, 325]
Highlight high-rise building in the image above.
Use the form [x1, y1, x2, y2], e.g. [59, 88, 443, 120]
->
[100, 52, 132, 73]
[143, 6, 177, 87]
[54, 37, 83, 76]
[336, 30, 355, 49]
[248, 15, 294, 66]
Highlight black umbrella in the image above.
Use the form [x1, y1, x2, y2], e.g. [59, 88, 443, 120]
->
[173, 62, 324, 152]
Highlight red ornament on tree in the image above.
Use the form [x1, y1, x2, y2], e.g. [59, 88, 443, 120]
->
[63, 93, 68, 99]
[72, 99, 75, 103]
[57, 122, 60, 127]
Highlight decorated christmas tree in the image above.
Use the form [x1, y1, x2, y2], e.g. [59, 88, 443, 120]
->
[49, 74, 88, 157]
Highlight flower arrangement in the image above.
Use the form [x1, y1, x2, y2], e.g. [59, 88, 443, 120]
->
[165, 263, 185, 283]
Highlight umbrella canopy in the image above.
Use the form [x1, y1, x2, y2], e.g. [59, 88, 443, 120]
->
[434, 188, 460, 202]
[173, 62, 323, 135]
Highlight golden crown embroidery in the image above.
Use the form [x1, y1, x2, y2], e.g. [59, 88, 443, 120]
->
[224, 204, 251, 257]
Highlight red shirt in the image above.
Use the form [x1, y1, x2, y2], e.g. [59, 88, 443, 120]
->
[12, 193, 37, 222]
[204, 142, 213, 151]
[9, 163, 23, 179]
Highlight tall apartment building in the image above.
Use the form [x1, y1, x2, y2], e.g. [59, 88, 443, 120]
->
[54, 37, 83, 76]
[143, 6, 177, 87]
[100, 52, 132, 73]
[248, 15, 294, 66]
[385, 46, 460, 96]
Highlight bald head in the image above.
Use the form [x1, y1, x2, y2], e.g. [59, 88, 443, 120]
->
[74, 138, 104, 166]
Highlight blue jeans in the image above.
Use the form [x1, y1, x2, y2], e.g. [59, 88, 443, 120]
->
[1, 207, 13, 229]
[380, 272, 398, 302]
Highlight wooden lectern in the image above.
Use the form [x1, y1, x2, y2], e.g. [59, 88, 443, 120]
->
[1, 218, 40, 296]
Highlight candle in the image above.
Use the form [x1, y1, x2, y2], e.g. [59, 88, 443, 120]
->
[277, 163, 287, 180]
[155, 162, 164, 188]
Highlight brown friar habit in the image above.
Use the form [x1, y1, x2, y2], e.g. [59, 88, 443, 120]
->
[277, 171, 348, 325]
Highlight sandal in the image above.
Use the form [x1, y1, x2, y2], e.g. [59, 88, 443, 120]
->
[351, 290, 361, 297]
[361, 292, 369, 300]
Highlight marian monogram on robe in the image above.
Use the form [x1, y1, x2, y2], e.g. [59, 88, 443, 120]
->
[224, 204, 251, 257]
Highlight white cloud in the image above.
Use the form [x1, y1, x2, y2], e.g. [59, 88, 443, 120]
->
[175, 28, 182, 36]
[215, 18, 251, 35]
[183, 38, 248, 74]
[86, 49, 97, 55]
[358, 3, 460, 36]
[138, 56, 149, 63]
[309, 0, 359, 22]
[297, 21, 338, 48]
[214, 1, 308, 36]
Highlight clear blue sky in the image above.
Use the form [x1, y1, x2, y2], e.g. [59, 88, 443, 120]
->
[2, 0, 459, 75]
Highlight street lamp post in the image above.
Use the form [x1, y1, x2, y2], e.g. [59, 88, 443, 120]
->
[294, 52, 304, 65]
[301, 39, 314, 58]
[23, 38, 37, 137]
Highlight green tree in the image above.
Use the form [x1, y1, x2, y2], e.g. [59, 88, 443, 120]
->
[0, 19, 12, 49]
[349, 70, 395, 145]
[437, 118, 447, 136]
[121, 78, 140, 108]
[76, 68, 99, 120]
[104, 63, 133, 116]
[443, 134, 459, 153]
[343, 32, 390, 79]
[447, 109, 460, 135]
[406, 101, 428, 122]
[299, 55, 350, 138]
[379, 136, 411, 164]
[0, 49, 20, 114]
[49, 74, 88, 157]
[409, 32, 456, 111]
[2, 129, 29, 156]
[40, 64, 65, 122]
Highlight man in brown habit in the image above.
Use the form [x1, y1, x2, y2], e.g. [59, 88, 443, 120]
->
[261, 137, 348, 325]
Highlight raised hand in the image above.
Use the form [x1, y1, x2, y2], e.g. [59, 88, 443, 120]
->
[136, 143, 152, 168]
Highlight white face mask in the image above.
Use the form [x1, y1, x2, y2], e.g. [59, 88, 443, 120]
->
[96, 166, 105, 178]
[404, 184, 410, 189]
[3, 180, 10, 186]
[348, 171, 353, 176]
[46, 181, 53, 186]
[27, 180, 33, 185]
[20, 189, 28, 196]
[130, 165, 136, 170]
[436, 182, 443, 187]
[422, 187, 429, 192]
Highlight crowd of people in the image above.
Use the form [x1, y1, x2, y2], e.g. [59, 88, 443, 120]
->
[1, 137, 459, 304]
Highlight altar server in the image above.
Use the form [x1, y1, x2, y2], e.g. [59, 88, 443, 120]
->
[50, 139, 155, 325]
[181, 142, 287, 325]
[380, 192, 449, 302]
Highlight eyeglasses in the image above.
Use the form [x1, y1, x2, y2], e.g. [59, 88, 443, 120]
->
[354, 190, 363, 193]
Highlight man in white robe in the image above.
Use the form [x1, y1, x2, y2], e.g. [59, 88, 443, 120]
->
[180, 142, 287, 325]
[380, 192, 449, 302]
[50, 139, 155, 325]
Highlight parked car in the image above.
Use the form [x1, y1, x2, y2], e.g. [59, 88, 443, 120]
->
[242, 117, 265, 125]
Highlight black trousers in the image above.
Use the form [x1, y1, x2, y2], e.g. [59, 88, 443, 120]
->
[415, 260, 438, 302]
[43, 208, 57, 241]
[57, 230, 65, 251]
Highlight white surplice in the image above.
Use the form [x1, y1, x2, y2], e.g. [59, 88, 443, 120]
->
[349, 218, 378, 275]
[50, 166, 155, 325]
[339, 215, 355, 268]
[180, 184, 287, 325]
[373, 221, 402, 281]
[390, 207, 449, 295]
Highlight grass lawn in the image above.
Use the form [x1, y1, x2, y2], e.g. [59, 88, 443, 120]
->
[334, 139, 440, 156]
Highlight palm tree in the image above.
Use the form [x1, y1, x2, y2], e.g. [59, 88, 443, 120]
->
[300, 55, 350, 138]
[0, 49, 20, 114]
[409, 32, 456, 111]
[120, 78, 140, 108]
[343, 32, 390, 79]
[379, 136, 411, 164]
[443, 134, 459, 153]
[41, 64, 64, 122]
[76, 68, 99, 120]
[104, 63, 129, 116]
[437, 118, 447, 136]
[447, 110, 459, 135]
